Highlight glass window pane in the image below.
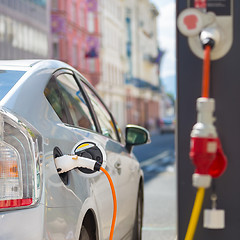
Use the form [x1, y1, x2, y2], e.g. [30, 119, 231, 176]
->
[52, 0, 58, 9]
[79, 6, 85, 28]
[44, 78, 69, 124]
[88, 58, 95, 73]
[72, 43, 78, 67]
[56, 74, 96, 131]
[84, 83, 118, 141]
[71, 2, 77, 23]
[52, 42, 59, 59]
[0, 70, 26, 101]
[87, 12, 95, 33]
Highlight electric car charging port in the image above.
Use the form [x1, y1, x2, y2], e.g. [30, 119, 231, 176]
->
[73, 142, 103, 174]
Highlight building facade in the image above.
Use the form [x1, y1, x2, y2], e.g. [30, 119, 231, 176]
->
[125, 0, 161, 130]
[51, 0, 100, 86]
[0, 0, 163, 132]
[0, 0, 50, 59]
[97, 0, 162, 131]
[97, 0, 127, 130]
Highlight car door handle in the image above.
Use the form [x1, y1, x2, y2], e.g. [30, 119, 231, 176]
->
[114, 160, 121, 169]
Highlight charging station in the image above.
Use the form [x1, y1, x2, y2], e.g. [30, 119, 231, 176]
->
[177, 0, 240, 239]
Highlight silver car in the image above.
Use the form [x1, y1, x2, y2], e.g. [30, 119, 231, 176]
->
[0, 60, 150, 240]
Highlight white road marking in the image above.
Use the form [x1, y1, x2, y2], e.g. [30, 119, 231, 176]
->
[140, 150, 170, 168]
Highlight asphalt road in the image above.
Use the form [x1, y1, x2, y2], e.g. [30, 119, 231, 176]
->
[133, 132, 177, 240]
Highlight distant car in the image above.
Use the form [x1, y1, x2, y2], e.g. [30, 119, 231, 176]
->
[0, 60, 150, 240]
[159, 117, 175, 134]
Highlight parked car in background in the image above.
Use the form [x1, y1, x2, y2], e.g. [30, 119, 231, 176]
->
[159, 116, 175, 134]
[0, 60, 150, 240]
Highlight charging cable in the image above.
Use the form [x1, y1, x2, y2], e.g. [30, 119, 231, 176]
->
[55, 155, 117, 240]
[202, 45, 212, 98]
[100, 166, 117, 240]
[185, 187, 205, 240]
[186, 33, 228, 239]
[185, 39, 214, 240]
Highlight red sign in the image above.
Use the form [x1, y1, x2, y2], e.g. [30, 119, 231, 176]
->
[194, 0, 207, 9]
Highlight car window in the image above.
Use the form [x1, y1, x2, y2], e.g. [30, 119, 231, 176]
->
[56, 74, 96, 131]
[83, 83, 119, 141]
[44, 77, 69, 124]
[0, 70, 26, 101]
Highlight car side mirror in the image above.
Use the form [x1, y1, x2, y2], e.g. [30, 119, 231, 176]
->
[125, 124, 151, 152]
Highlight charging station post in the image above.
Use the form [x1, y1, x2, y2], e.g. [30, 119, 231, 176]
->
[177, 0, 240, 239]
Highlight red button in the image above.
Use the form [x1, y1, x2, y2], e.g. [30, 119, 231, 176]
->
[183, 14, 198, 30]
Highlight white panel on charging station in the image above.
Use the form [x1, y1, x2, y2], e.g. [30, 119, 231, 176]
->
[177, 0, 233, 60]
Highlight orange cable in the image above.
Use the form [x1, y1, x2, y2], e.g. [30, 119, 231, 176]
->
[100, 166, 117, 240]
[202, 45, 211, 98]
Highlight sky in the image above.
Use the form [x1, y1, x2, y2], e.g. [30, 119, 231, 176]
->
[151, 0, 176, 96]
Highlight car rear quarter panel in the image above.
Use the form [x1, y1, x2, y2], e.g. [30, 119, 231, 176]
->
[0, 205, 45, 240]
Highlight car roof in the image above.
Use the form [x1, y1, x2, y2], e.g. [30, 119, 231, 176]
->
[0, 60, 85, 79]
[0, 59, 42, 67]
[0, 59, 77, 71]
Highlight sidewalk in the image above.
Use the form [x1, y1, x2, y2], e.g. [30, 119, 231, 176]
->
[142, 166, 177, 240]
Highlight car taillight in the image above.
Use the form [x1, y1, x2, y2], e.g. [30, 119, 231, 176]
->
[0, 110, 43, 210]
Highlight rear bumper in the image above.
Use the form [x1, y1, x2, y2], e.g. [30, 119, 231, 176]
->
[0, 204, 44, 240]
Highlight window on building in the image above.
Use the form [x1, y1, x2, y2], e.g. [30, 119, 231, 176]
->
[12, 20, 17, 47]
[17, 23, 23, 49]
[0, 15, 6, 42]
[59, 0, 66, 11]
[88, 58, 96, 73]
[117, 5, 122, 21]
[23, 25, 28, 51]
[71, 2, 77, 23]
[28, 27, 33, 52]
[6, 17, 13, 43]
[52, 0, 58, 9]
[80, 47, 86, 70]
[62, 39, 68, 61]
[0, 13, 48, 56]
[52, 42, 59, 59]
[87, 12, 95, 33]
[72, 42, 78, 67]
[79, 5, 85, 28]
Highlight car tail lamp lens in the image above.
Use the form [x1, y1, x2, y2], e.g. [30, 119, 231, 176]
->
[0, 142, 24, 203]
[0, 110, 43, 210]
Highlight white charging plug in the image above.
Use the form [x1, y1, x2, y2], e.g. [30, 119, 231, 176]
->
[55, 155, 101, 173]
[200, 26, 221, 49]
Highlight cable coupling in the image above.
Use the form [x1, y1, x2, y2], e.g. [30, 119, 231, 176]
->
[200, 27, 220, 49]
[190, 98, 228, 186]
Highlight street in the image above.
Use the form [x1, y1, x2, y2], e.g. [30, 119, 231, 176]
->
[133, 133, 177, 240]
